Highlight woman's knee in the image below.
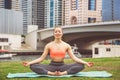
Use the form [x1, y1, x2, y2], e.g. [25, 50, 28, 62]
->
[67, 63, 85, 74]
[30, 64, 48, 74]
[75, 63, 85, 70]
[30, 64, 38, 70]
[79, 64, 85, 70]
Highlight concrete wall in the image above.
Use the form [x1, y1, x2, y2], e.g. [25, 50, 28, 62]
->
[92, 45, 120, 58]
[0, 34, 21, 50]
[27, 25, 38, 33]
[25, 31, 37, 50]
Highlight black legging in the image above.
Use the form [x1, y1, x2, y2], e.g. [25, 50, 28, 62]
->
[30, 61, 84, 74]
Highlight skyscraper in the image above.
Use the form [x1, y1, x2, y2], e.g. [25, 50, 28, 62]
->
[21, 0, 45, 33]
[21, 0, 33, 33]
[102, 0, 120, 21]
[0, 0, 12, 9]
[0, 0, 23, 34]
[44, 0, 62, 28]
[0, 0, 20, 11]
[36, 0, 45, 29]
[114, 0, 120, 20]
[62, 0, 102, 25]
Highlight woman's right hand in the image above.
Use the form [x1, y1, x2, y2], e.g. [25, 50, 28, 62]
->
[86, 62, 94, 67]
[22, 62, 30, 66]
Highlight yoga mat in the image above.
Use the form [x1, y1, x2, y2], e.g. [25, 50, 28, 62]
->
[7, 71, 112, 78]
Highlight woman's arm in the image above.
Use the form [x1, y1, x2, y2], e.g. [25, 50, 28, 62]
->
[22, 44, 49, 66]
[67, 44, 93, 67]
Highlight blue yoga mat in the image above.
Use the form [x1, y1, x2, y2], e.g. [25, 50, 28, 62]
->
[7, 71, 112, 78]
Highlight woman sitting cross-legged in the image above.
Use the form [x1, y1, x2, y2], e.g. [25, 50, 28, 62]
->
[22, 27, 93, 76]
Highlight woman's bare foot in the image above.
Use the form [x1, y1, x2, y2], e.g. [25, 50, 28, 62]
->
[55, 71, 67, 76]
[47, 71, 56, 76]
[48, 71, 67, 76]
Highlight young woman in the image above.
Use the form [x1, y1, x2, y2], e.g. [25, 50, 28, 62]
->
[22, 27, 93, 76]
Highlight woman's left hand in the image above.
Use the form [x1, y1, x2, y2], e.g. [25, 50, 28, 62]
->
[86, 62, 94, 67]
[22, 62, 30, 66]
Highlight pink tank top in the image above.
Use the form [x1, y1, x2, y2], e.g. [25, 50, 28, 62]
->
[49, 47, 66, 58]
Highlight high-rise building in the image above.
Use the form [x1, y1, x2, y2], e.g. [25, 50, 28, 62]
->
[113, 0, 120, 20]
[21, 0, 28, 34]
[0, 0, 23, 34]
[12, 0, 20, 11]
[36, 0, 45, 29]
[44, 0, 62, 28]
[62, 0, 102, 25]
[0, 0, 20, 11]
[0, 9, 23, 34]
[21, 0, 45, 33]
[102, 0, 120, 21]
[0, 0, 12, 9]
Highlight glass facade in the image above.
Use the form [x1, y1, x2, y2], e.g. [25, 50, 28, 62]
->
[76, 0, 78, 10]
[45, 0, 62, 28]
[57, 0, 62, 25]
[114, 0, 120, 20]
[22, 0, 28, 34]
[4, 0, 11, 9]
[102, 0, 112, 21]
[37, 0, 45, 29]
[21, 0, 45, 33]
[102, 0, 120, 21]
[88, 0, 96, 10]
[50, 0, 54, 27]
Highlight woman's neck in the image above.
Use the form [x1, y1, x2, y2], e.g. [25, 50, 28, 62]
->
[54, 39, 62, 43]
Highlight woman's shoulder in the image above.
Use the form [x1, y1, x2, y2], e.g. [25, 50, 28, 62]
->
[46, 41, 54, 47]
[62, 41, 70, 47]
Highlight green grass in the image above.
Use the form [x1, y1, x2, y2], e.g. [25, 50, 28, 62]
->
[0, 57, 120, 80]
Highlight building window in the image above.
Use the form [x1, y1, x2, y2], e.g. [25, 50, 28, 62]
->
[71, 0, 78, 10]
[88, 18, 96, 23]
[88, 0, 96, 10]
[71, 16, 77, 24]
[76, 0, 78, 9]
[0, 38, 8, 42]
[50, 0, 54, 27]
[5, 0, 12, 9]
[115, 40, 120, 45]
[95, 48, 98, 54]
[106, 48, 111, 52]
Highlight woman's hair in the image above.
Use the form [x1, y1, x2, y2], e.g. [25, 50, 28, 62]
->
[54, 26, 63, 33]
[54, 26, 62, 29]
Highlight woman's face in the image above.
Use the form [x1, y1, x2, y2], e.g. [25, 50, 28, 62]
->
[54, 27, 63, 39]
